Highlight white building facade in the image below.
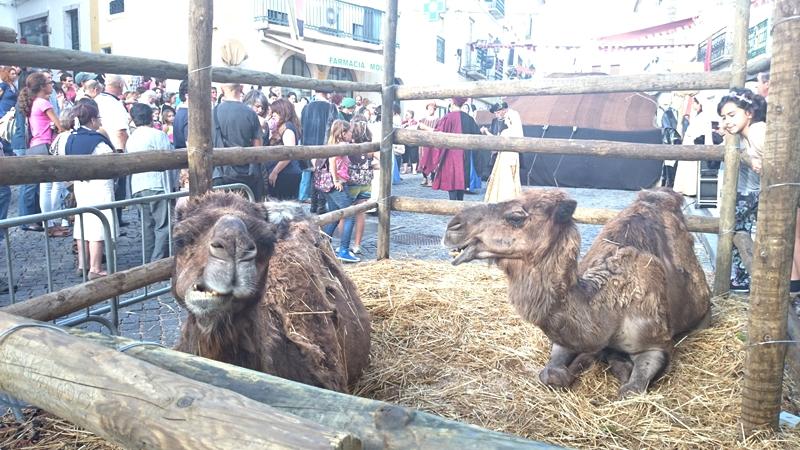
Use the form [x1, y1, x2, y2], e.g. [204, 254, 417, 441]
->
[0, 0, 94, 52]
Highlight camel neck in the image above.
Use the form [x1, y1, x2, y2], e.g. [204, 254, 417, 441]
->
[503, 225, 581, 327]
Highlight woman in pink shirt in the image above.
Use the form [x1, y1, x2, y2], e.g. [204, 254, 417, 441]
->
[18, 72, 67, 235]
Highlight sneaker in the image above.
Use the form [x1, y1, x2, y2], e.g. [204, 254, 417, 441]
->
[351, 245, 362, 255]
[790, 280, 800, 296]
[336, 249, 361, 263]
[730, 282, 750, 293]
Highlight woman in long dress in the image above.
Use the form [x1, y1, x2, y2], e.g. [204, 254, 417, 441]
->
[673, 97, 707, 196]
[416, 102, 440, 186]
[67, 99, 117, 278]
[482, 103, 522, 203]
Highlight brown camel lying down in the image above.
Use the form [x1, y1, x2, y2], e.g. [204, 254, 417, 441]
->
[171, 192, 371, 392]
[444, 188, 711, 397]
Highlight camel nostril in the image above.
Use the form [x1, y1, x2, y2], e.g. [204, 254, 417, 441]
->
[209, 238, 230, 259]
[238, 242, 258, 261]
[447, 219, 463, 231]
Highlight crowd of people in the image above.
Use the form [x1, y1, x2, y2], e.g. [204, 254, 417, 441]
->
[0, 64, 786, 294]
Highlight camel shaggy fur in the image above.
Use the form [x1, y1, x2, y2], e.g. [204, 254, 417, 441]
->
[443, 188, 711, 397]
[171, 191, 371, 392]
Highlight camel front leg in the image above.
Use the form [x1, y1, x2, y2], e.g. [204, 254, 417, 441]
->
[539, 343, 597, 388]
[617, 350, 670, 398]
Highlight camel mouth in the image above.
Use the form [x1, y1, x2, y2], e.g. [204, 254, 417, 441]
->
[184, 284, 231, 313]
[450, 243, 477, 265]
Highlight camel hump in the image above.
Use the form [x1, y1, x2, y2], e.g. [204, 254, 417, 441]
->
[636, 187, 684, 213]
[262, 200, 310, 227]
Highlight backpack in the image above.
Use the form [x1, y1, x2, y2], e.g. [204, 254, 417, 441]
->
[0, 107, 17, 143]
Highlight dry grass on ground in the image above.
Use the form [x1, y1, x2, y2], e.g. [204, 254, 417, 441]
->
[2, 259, 798, 449]
[349, 260, 800, 450]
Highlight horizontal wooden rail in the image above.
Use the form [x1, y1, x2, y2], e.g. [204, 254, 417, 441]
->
[395, 129, 724, 161]
[317, 200, 378, 226]
[70, 329, 557, 449]
[0, 142, 379, 185]
[0, 312, 360, 450]
[3, 202, 379, 321]
[1, 258, 173, 321]
[391, 196, 719, 234]
[396, 71, 732, 100]
[0, 42, 381, 92]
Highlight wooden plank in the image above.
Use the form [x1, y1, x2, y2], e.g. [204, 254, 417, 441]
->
[317, 201, 378, 226]
[0, 258, 173, 322]
[741, 0, 800, 433]
[0, 312, 361, 450]
[391, 196, 719, 233]
[0, 26, 16, 43]
[187, 0, 214, 195]
[713, 0, 750, 296]
[377, 0, 399, 261]
[395, 129, 724, 161]
[395, 71, 732, 100]
[0, 142, 378, 185]
[69, 329, 559, 450]
[0, 42, 381, 92]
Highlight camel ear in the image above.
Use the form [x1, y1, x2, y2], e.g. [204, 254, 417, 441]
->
[554, 199, 577, 223]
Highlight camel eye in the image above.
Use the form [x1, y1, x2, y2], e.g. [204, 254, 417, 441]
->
[503, 210, 528, 227]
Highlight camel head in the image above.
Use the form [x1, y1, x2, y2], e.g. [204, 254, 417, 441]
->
[444, 189, 577, 266]
[171, 191, 304, 320]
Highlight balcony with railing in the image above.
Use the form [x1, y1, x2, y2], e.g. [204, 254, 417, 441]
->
[696, 18, 770, 69]
[459, 44, 504, 81]
[254, 0, 384, 46]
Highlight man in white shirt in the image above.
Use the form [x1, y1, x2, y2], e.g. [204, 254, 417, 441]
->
[94, 74, 131, 225]
[127, 103, 175, 262]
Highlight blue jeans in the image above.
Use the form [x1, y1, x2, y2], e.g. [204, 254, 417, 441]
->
[0, 185, 10, 241]
[39, 181, 68, 227]
[322, 189, 355, 252]
[298, 169, 314, 201]
[393, 155, 402, 185]
[14, 148, 41, 217]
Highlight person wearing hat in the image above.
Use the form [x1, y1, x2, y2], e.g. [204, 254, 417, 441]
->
[482, 101, 522, 203]
[428, 96, 481, 200]
[416, 101, 440, 186]
[340, 97, 356, 121]
[74, 72, 97, 102]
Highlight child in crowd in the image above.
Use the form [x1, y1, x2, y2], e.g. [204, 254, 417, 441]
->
[346, 116, 375, 255]
[314, 119, 359, 263]
[717, 88, 767, 293]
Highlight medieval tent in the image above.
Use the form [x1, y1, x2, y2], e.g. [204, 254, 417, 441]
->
[481, 88, 663, 191]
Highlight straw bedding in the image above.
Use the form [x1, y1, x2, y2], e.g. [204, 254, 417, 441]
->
[2, 259, 799, 449]
[348, 260, 800, 449]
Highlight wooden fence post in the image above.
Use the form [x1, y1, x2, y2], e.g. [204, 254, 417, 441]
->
[377, 0, 399, 260]
[741, 0, 800, 433]
[713, 0, 749, 295]
[187, 0, 214, 195]
[0, 312, 361, 449]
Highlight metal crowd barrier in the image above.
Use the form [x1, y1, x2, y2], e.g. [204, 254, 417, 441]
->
[0, 183, 254, 334]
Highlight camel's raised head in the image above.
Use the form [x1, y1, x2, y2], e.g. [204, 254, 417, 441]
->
[171, 191, 289, 318]
[443, 189, 577, 265]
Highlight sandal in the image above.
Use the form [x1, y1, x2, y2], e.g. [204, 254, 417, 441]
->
[88, 271, 107, 280]
[47, 227, 71, 238]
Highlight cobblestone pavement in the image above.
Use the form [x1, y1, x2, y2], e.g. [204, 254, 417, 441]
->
[0, 175, 712, 346]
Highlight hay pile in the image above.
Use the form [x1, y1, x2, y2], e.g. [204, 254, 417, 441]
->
[2, 259, 798, 449]
[0, 409, 121, 450]
[348, 260, 800, 449]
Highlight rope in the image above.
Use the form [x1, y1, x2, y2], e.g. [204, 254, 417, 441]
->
[772, 15, 800, 33]
[188, 65, 213, 74]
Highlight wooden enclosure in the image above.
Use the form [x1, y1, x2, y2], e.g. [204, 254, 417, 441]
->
[0, 0, 798, 445]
